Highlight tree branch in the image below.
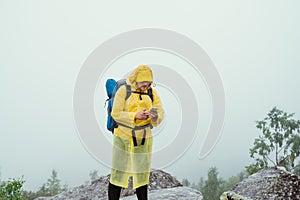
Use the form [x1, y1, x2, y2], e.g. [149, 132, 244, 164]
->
[278, 146, 284, 154]
[278, 140, 292, 155]
[278, 155, 290, 166]
[276, 142, 278, 165]
[266, 155, 276, 166]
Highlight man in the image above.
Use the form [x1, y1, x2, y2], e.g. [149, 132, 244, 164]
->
[108, 64, 164, 200]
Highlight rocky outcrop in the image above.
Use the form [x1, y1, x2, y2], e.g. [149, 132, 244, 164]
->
[122, 186, 202, 200]
[220, 167, 300, 200]
[35, 169, 203, 200]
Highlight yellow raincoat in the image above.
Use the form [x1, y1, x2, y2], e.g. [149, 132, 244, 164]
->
[110, 65, 164, 189]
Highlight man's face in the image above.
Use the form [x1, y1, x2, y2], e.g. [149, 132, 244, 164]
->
[136, 81, 152, 91]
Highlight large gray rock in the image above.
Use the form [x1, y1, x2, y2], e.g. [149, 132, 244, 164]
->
[35, 169, 202, 200]
[121, 186, 203, 200]
[220, 167, 300, 200]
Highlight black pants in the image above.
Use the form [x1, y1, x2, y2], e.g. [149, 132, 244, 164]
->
[108, 182, 148, 200]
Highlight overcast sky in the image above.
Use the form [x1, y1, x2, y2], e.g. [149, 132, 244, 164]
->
[1, 0, 300, 191]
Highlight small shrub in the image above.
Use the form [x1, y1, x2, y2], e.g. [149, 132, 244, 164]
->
[0, 177, 26, 200]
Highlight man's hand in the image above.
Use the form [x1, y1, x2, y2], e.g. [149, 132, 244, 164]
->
[149, 107, 158, 121]
[135, 109, 149, 120]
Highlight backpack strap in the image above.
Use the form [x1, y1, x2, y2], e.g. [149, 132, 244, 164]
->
[148, 88, 153, 102]
[132, 88, 154, 102]
[117, 122, 153, 146]
[111, 83, 131, 101]
[125, 84, 131, 100]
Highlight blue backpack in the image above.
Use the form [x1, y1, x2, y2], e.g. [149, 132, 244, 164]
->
[105, 78, 153, 133]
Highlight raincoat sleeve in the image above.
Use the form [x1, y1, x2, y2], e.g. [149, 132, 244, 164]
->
[151, 89, 164, 127]
[111, 85, 136, 128]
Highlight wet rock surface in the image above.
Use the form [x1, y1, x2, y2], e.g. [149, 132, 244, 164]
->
[220, 167, 300, 200]
[121, 186, 202, 200]
[35, 169, 202, 200]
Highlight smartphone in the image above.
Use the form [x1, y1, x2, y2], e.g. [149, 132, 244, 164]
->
[150, 107, 158, 113]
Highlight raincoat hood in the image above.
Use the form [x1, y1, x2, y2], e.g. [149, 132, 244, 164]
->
[128, 64, 153, 87]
